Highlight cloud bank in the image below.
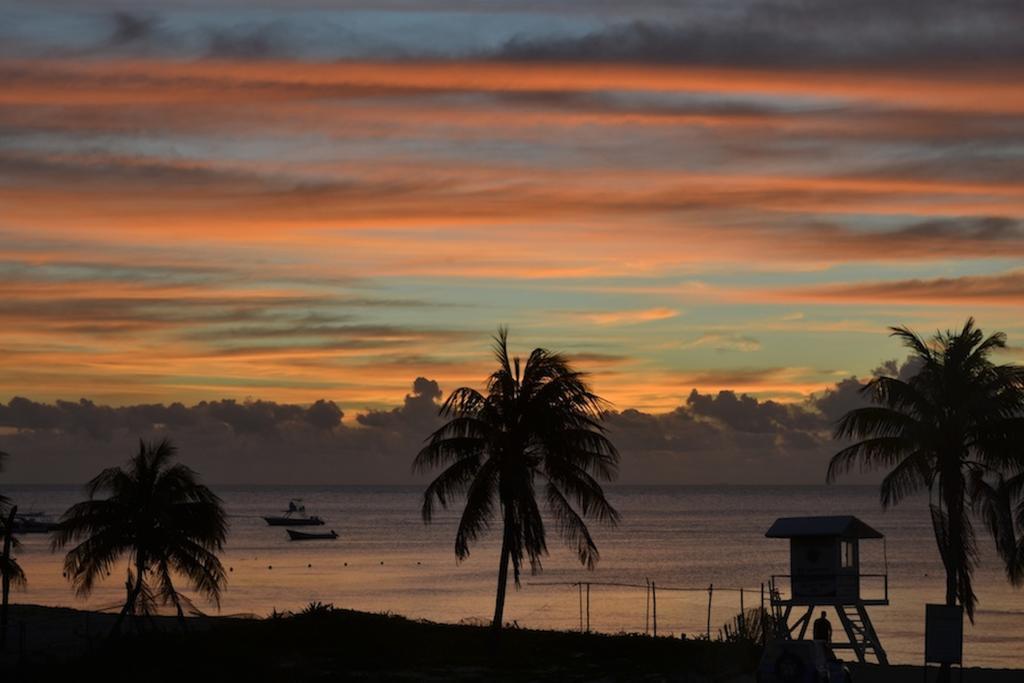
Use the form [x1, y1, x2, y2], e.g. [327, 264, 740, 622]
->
[6, 1, 1024, 67]
[0, 362, 917, 486]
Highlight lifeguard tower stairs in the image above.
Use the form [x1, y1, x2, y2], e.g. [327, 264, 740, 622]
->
[766, 516, 889, 665]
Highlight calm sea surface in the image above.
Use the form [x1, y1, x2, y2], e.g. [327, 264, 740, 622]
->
[5, 485, 1023, 667]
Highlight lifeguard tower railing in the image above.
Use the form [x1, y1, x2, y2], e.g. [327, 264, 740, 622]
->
[768, 573, 889, 606]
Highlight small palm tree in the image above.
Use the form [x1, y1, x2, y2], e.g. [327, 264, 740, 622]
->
[415, 328, 620, 630]
[53, 439, 228, 632]
[828, 318, 1024, 621]
[1, 506, 26, 597]
[0, 449, 9, 510]
[1, 450, 26, 649]
[0, 554, 25, 592]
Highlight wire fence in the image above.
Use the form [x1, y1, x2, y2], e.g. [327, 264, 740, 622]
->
[526, 579, 772, 639]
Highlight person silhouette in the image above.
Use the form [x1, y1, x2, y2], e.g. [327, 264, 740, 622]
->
[812, 611, 832, 642]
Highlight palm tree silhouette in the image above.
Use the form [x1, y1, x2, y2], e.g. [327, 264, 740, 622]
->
[0, 449, 9, 509]
[52, 438, 228, 633]
[1, 449, 26, 650]
[415, 328, 620, 630]
[0, 526, 25, 590]
[828, 319, 1024, 622]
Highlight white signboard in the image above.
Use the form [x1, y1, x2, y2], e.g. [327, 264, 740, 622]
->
[925, 604, 963, 665]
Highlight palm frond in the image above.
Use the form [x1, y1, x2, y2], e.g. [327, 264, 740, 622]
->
[0, 555, 27, 589]
[453, 459, 498, 560]
[827, 437, 920, 483]
[62, 526, 130, 597]
[518, 488, 548, 580]
[879, 451, 931, 508]
[543, 458, 620, 524]
[421, 453, 483, 522]
[971, 473, 1024, 585]
[438, 388, 487, 419]
[166, 540, 227, 606]
[546, 483, 599, 569]
[833, 406, 921, 440]
[931, 502, 979, 620]
[889, 325, 935, 363]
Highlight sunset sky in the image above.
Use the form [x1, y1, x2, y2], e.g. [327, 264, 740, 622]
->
[2, 1, 1024, 481]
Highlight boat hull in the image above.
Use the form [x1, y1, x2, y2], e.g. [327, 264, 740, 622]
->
[287, 529, 338, 541]
[263, 516, 324, 526]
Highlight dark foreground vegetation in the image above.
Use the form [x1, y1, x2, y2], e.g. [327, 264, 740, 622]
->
[4, 605, 1024, 682]
[7, 603, 758, 682]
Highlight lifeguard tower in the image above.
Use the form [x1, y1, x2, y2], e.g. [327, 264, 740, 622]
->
[766, 516, 889, 664]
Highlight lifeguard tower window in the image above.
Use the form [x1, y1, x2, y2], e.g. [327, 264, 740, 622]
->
[841, 541, 855, 569]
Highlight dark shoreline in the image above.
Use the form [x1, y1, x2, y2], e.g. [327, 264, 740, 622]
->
[2, 604, 1021, 682]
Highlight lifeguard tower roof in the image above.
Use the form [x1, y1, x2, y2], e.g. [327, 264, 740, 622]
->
[765, 515, 882, 539]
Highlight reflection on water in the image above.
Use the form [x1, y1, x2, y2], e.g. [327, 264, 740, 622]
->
[5, 485, 1023, 667]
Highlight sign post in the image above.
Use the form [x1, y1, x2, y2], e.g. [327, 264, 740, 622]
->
[924, 604, 963, 682]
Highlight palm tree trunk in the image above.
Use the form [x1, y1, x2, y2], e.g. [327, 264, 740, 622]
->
[939, 478, 964, 683]
[112, 555, 146, 636]
[176, 601, 188, 632]
[491, 515, 512, 631]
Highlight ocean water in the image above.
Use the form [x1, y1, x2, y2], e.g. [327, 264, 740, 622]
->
[4, 485, 1023, 668]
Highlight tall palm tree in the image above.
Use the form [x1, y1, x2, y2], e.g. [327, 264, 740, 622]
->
[828, 318, 1024, 621]
[52, 438, 228, 632]
[415, 328, 621, 630]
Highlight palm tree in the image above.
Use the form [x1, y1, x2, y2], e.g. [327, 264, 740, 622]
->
[52, 438, 228, 632]
[0, 530, 25, 591]
[0, 449, 9, 510]
[0, 450, 21, 581]
[827, 318, 1024, 622]
[414, 328, 621, 630]
[0, 449, 26, 650]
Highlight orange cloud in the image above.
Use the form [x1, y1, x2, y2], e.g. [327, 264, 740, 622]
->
[5, 60, 1023, 113]
[580, 307, 680, 325]
[761, 270, 1024, 307]
[1, 55, 1021, 412]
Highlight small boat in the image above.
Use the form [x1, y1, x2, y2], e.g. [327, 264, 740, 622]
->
[263, 499, 325, 526]
[287, 529, 338, 541]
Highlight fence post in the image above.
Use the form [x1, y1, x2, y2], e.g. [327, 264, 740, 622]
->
[578, 583, 583, 633]
[761, 582, 766, 645]
[706, 584, 714, 639]
[652, 582, 657, 637]
[740, 587, 745, 635]
[645, 579, 650, 635]
[585, 581, 593, 634]
[585, 583, 591, 633]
